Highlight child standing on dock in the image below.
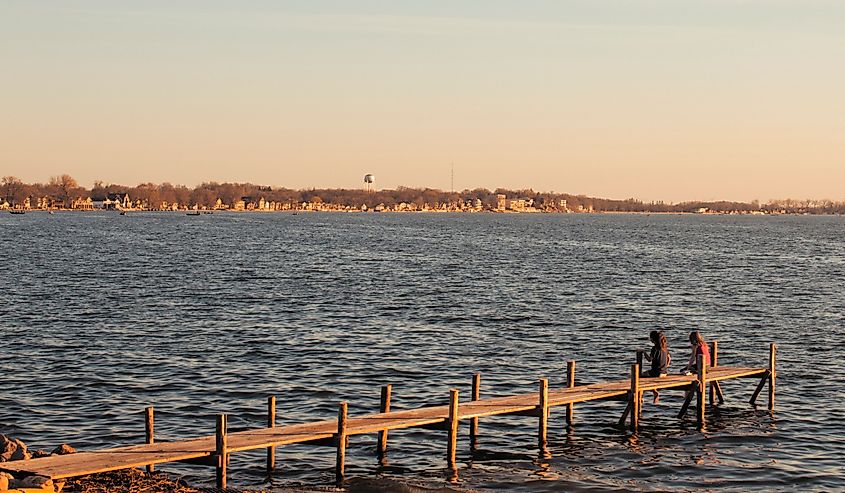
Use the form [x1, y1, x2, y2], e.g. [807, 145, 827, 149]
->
[642, 330, 671, 403]
[682, 331, 711, 374]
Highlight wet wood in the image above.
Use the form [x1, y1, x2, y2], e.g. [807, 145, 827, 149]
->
[144, 407, 154, 473]
[378, 385, 392, 457]
[215, 414, 227, 489]
[677, 384, 695, 418]
[336, 402, 348, 485]
[446, 389, 459, 468]
[768, 343, 777, 411]
[470, 374, 480, 449]
[538, 378, 549, 450]
[267, 396, 276, 473]
[565, 361, 575, 427]
[749, 370, 769, 405]
[696, 355, 706, 428]
[715, 381, 726, 404]
[710, 341, 718, 405]
[630, 364, 640, 430]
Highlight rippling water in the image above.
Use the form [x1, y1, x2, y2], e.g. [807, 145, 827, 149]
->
[1, 212, 844, 491]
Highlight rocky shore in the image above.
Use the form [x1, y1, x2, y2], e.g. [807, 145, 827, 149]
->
[0, 435, 256, 493]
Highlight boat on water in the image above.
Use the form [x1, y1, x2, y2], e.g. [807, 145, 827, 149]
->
[119, 211, 127, 216]
[186, 211, 201, 216]
[9, 210, 26, 215]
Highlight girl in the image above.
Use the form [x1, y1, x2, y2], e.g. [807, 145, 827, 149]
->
[642, 330, 670, 403]
[682, 331, 710, 374]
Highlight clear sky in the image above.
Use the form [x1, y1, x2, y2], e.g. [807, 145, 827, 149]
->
[1, 1, 843, 202]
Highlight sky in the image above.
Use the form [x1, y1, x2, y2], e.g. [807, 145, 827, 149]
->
[1, 1, 843, 202]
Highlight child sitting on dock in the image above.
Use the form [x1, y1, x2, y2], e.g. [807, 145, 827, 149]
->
[641, 330, 670, 403]
[681, 331, 711, 375]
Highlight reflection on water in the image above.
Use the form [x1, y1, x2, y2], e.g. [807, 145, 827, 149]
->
[1, 212, 844, 491]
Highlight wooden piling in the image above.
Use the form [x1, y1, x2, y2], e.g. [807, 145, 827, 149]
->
[565, 361, 575, 427]
[636, 351, 645, 410]
[215, 414, 228, 489]
[336, 402, 348, 485]
[630, 364, 640, 430]
[144, 407, 154, 473]
[378, 385, 391, 457]
[267, 396, 276, 473]
[696, 354, 706, 428]
[446, 389, 459, 468]
[709, 341, 718, 405]
[538, 378, 549, 450]
[768, 343, 777, 411]
[470, 374, 480, 449]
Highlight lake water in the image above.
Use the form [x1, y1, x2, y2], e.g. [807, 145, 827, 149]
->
[1, 212, 844, 491]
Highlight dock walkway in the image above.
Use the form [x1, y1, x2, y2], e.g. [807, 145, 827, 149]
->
[0, 342, 776, 488]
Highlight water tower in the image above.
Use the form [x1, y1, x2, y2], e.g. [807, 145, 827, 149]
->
[364, 173, 375, 193]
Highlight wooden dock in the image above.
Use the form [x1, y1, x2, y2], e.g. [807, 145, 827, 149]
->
[0, 342, 777, 488]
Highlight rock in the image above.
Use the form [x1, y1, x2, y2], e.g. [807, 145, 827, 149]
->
[31, 449, 51, 459]
[13, 475, 53, 490]
[0, 471, 13, 491]
[0, 435, 31, 462]
[51, 444, 76, 456]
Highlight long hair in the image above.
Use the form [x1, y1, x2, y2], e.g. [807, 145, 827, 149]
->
[658, 331, 668, 351]
[650, 330, 668, 350]
[689, 331, 705, 347]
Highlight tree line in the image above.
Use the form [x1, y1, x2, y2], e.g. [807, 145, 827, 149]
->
[2, 175, 844, 214]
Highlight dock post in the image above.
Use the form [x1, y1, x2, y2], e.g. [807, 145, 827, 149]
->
[709, 341, 718, 405]
[630, 364, 640, 431]
[267, 396, 276, 473]
[538, 378, 549, 451]
[144, 407, 154, 473]
[768, 343, 777, 411]
[447, 389, 460, 469]
[696, 354, 706, 429]
[565, 361, 575, 428]
[470, 374, 480, 450]
[215, 414, 228, 489]
[336, 402, 348, 485]
[378, 385, 391, 458]
[636, 351, 644, 410]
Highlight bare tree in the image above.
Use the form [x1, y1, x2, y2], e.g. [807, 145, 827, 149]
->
[1, 176, 26, 206]
[49, 174, 80, 207]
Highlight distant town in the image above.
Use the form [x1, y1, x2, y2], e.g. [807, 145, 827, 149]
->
[2, 175, 844, 215]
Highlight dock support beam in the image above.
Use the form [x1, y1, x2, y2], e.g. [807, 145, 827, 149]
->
[447, 389, 459, 469]
[696, 354, 706, 429]
[215, 414, 228, 489]
[470, 374, 480, 450]
[336, 402, 348, 485]
[378, 385, 391, 458]
[538, 378, 549, 452]
[630, 364, 640, 430]
[267, 396, 276, 473]
[565, 361, 575, 428]
[768, 343, 777, 411]
[144, 407, 154, 473]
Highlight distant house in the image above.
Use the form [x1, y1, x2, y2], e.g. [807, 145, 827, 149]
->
[496, 194, 507, 211]
[0, 199, 9, 210]
[104, 193, 131, 210]
[71, 197, 94, 210]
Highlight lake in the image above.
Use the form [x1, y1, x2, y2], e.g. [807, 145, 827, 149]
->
[1, 212, 843, 491]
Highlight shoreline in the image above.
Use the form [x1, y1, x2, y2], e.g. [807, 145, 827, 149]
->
[4, 209, 839, 216]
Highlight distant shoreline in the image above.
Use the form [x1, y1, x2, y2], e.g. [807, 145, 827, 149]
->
[6, 208, 841, 216]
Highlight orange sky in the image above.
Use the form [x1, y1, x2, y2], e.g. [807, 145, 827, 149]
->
[2, 1, 843, 202]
